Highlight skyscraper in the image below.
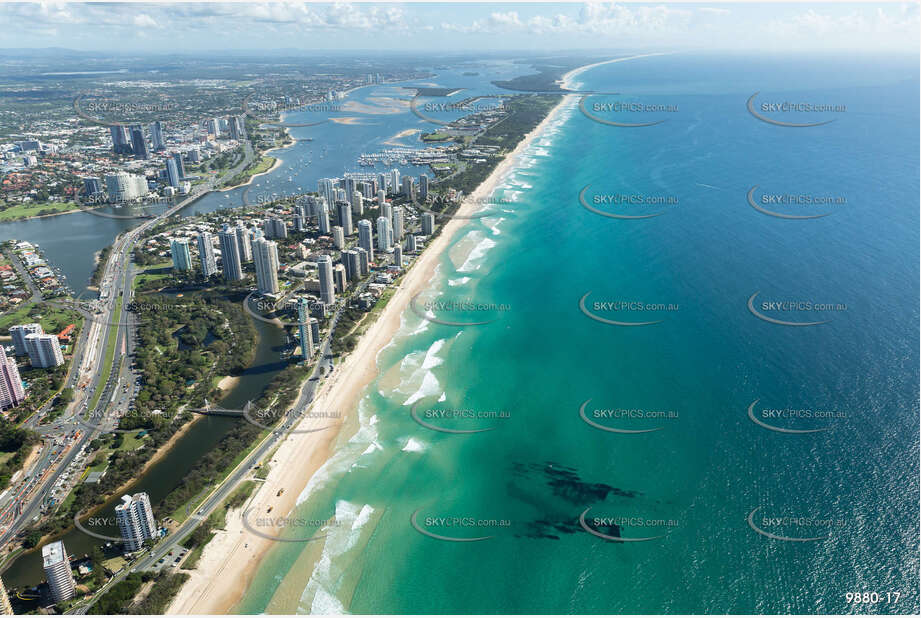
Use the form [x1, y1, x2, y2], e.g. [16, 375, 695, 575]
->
[333, 264, 347, 293]
[357, 219, 374, 262]
[172, 151, 185, 178]
[407, 234, 418, 253]
[392, 206, 404, 241]
[318, 208, 331, 234]
[166, 158, 181, 188]
[393, 245, 403, 269]
[297, 298, 314, 360]
[150, 121, 165, 151]
[115, 493, 157, 552]
[252, 237, 280, 296]
[422, 212, 435, 235]
[106, 172, 147, 202]
[170, 239, 193, 272]
[402, 175, 415, 200]
[343, 250, 361, 282]
[265, 218, 288, 240]
[42, 541, 75, 603]
[218, 226, 244, 281]
[130, 125, 148, 160]
[83, 176, 103, 198]
[0, 347, 25, 411]
[381, 201, 392, 223]
[235, 225, 253, 262]
[317, 255, 335, 305]
[25, 334, 64, 368]
[228, 115, 245, 141]
[376, 216, 392, 252]
[351, 191, 364, 216]
[197, 232, 217, 277]
[110, 125, 132, 154]
[309, 317, 320, 347]
[336, 201, 353, 236]
[419, 174, 429, 200]
[332, 226, 345, 250]
[390, 169, 400, 194]
[10, 323, 42, 356]
[318, 178, 336, 207]
[357, 247, 370, 276]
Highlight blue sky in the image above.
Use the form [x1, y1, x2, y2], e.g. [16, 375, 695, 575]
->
[0, 2, 918, 53]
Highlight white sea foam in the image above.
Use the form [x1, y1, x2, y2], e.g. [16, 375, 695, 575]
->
[298, 500, 376, 614]
[402, 369, 441, 407]
[457, 233, 497, 273]
[295, 398, 378, 506]
[401, 437, 427, 452]
[448, 276, 471, 287]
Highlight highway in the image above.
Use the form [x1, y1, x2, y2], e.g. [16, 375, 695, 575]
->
[0, 140, 255, 555]
[67, 296, 343, 614]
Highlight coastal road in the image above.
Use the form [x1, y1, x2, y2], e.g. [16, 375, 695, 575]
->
[0, 140, 257, 553]
[69, 298, 343, 614]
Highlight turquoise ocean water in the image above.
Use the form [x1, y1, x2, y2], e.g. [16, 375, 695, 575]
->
[236, 53, 919, 614]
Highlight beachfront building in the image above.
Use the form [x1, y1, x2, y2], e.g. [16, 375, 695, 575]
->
[115, 493, 157, 552]
[25, 333, 64, 368]
[297, 298, 314, 360]
[393, 246, 403, 269]
[253, 238, 280, 296]
[170, 238, 193, 272]
[42, 541, 75, 603]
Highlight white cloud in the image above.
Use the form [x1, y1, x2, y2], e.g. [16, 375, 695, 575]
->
[133, 14, 160, 29]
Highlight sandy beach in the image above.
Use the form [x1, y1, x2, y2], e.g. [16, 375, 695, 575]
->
[168, 74, 576, 616]
[560, 52, 670, 89]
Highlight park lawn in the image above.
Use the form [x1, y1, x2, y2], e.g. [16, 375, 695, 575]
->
[0, 301, 36, 332]
[133, 262, 174, 289]
[0, 201, 80, 222]
[0, 302, 80, 337]
[116, 432, 148, 452]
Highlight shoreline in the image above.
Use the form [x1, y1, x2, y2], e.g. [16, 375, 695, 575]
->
[560, 51, 670, 90]
[217, 154, 283, 192]
[168, 81, 575, 616]
[0, 205, 83, 224]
